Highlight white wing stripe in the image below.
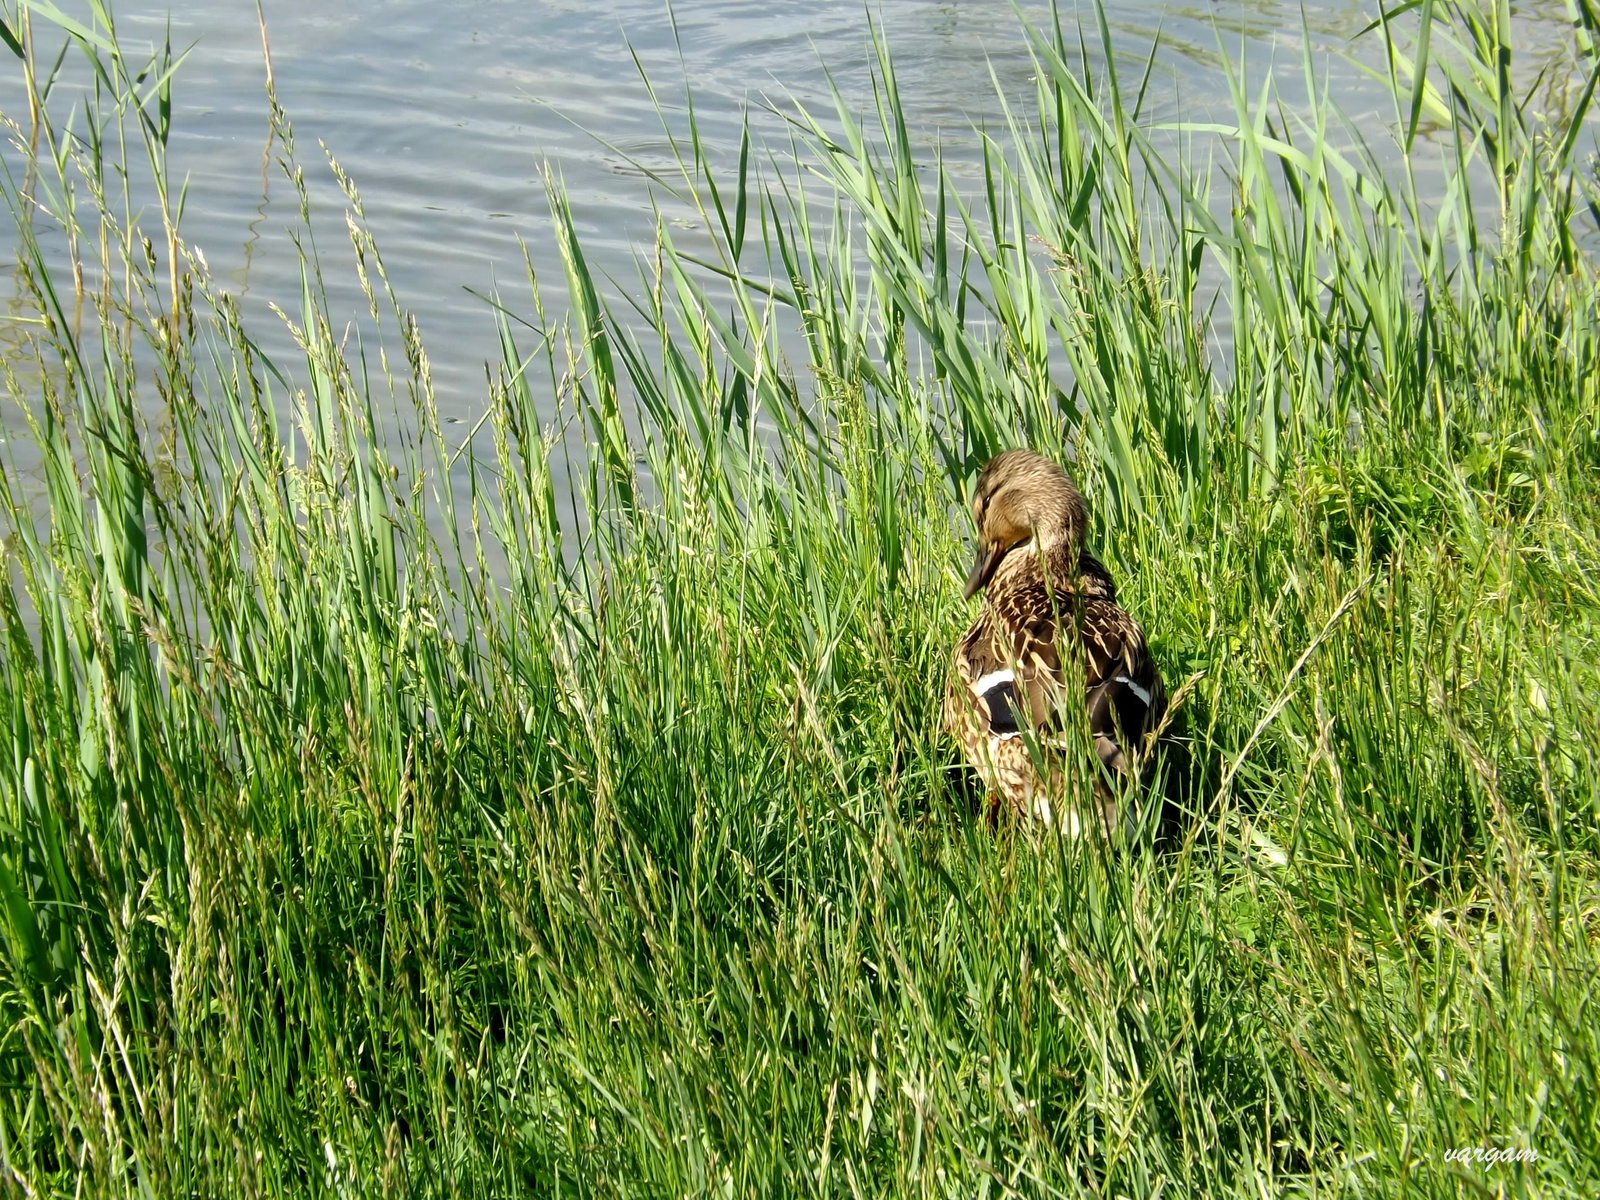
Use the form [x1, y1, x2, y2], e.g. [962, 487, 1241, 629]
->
[971, 668, 1015, 695]
[1112, 675, 1152, 706]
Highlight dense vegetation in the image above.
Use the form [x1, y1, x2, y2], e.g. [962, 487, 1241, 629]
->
[1, 0, 1598, 1194]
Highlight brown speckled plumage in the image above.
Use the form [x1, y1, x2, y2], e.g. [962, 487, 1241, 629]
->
[944, 450, 1166, 832]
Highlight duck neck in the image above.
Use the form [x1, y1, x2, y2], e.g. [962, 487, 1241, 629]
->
[999, 535, 1073, 585]
[995, 537, 1116, 601]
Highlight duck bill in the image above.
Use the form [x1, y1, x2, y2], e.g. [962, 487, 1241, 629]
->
[962, 542, 1005, 600]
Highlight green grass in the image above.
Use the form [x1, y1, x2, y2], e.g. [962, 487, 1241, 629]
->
[1, 0, 1599, 1194]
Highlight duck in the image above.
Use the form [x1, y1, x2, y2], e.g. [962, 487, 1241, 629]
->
[943, 449, 1167, 833]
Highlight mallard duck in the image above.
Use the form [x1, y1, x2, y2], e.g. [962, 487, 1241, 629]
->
[943, 449, 1166, 833]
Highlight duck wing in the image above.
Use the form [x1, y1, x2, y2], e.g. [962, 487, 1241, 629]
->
[953, 579, 1067, 736]
[1077, 598, 1167, 775]
[944, 606, 1066, 822]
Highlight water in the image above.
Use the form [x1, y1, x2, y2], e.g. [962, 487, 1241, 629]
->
[0, 0, 1590, 417]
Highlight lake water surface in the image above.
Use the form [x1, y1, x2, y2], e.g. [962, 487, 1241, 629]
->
[1, 0, 1590, 418]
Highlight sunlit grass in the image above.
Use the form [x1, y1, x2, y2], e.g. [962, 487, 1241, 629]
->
[0, 0, 1597, 1195]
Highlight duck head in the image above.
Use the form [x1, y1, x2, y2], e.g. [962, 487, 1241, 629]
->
[962, 449, 1088, 600]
